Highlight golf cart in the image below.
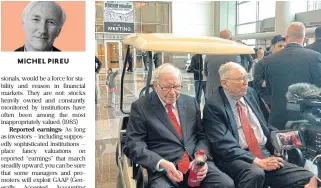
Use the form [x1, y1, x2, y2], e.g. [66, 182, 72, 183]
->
[116, 33, 255, 188]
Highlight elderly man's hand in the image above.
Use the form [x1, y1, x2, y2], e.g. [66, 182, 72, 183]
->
[160, 160, 183, 182]
[189, 160, 208, 182]
[253, 157, 284, 171]
[262, 80, 266, 88]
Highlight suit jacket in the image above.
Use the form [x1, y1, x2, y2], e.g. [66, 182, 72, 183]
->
[188, 54, 203, 80]
[14, 45, 61, 52]
[305, 39, 321, 54]
[203, 87, 276, 164]
[253, 59, 270, 105]
[264, 43, 321, 129]
[204, 55, 238, 99]
[124, 92, 211, 180]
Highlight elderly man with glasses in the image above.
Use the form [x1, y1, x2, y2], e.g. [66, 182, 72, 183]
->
[15, 1, 66, 52]
[124, 63, 234, 188]
[203, 62, 317, 188]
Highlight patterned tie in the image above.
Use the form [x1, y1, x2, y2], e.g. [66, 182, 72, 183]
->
[236, 101, 264, 159]
[165, 104, 190, 174]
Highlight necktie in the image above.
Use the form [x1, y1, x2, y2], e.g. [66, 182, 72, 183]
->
[236, 101, 264, 159]
[165, 104, 190, 174]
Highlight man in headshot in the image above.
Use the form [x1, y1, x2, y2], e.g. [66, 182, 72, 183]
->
[15, 1, 66, 52]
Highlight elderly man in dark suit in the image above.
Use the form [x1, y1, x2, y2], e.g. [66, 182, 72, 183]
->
[15, 1, 65, 52]
[306, 26, 321, 54]
[264, 22, 321, 130]
[124, 63, 234, 188]
[205, 29, 238, 99]
[203, 62, 317, 188]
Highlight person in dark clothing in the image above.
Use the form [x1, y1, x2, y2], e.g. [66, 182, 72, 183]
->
[305, 26, 321, 54]
[188, 54, 206, 104]
[153, 52, 161, 68]
[253, 35, 286, 108]
[142, 51, 148, 71]
[264, 22, 321, 130]
[236, 40, 254, 72]
[95, 56, 102, 73]
[203, 62, 317, 188]
[95, 56, 102, 105]
[127, 47, 134, 72]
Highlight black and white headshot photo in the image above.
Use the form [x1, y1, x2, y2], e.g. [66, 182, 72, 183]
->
[15, 1, 66, 52]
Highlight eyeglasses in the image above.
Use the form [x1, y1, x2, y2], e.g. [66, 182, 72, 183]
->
[225, 75, 251, 82]
[157, 81, 183, 91]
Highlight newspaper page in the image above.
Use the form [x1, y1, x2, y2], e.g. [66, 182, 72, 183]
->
[0, 1, 95, 188]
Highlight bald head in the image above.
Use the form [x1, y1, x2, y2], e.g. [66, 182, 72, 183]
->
[220, 29, 232, 40]
[286, 22, 306, 44]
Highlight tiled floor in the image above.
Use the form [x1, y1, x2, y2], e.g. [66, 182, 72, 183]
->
[95, 69, 202, 188]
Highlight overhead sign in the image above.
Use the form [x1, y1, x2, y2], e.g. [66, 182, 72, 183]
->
[104, 1, 135, 33]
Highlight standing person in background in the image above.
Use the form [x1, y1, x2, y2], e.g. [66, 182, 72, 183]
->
[236, 40, 254, 72]
[205, 29, 238, 99]
[188, 54, 207, 104]
[153, 52, 161, 68]
[106, 68, 119, 108]
[265, 22, 321, 130]
[248, 49, 264, 87]
[305, 26, 321, 54]
[95, 56, 102, 105]
[127, 47, 134, 72]
[253, 35, 286, 109]
[142, 51, 148, 71]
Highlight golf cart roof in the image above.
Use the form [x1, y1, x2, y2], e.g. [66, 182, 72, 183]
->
[122, 33, 254, 55]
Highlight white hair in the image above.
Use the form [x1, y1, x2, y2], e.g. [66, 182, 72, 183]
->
[152, 63, 182, 82]
[22, 1, 66, 29]
[219, 62, 245, 79]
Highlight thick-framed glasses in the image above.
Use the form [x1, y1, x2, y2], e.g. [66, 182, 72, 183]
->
[226, 75, 251, 82]
[157, 81, 183, 91]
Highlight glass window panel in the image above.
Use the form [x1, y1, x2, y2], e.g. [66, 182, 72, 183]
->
[292, 1, 308, 13]
[238, 1, 257, 24]
[237, 23, 256, 34]
[157, 3, 169, 25]
[259, 1, 275, 20]
[95, 1, 103, 21]
[308, 1, 321, 10]
[318, 1, 321, 9]
[242, 39, 256, 46]
[134, 2, 143, 22]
